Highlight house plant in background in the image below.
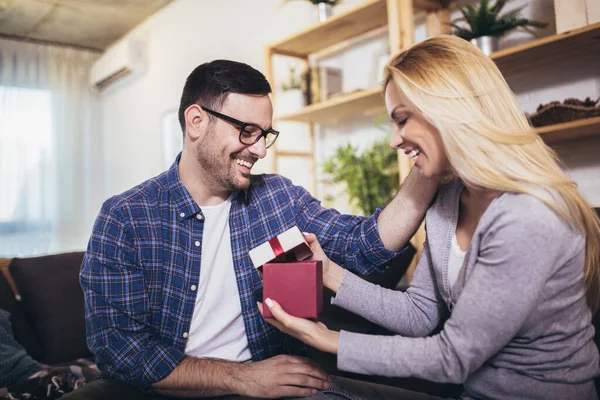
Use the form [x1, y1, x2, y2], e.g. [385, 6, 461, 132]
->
[449, 0, 547, 55]
[283, 0, 342, 23]
[279, 65, 305, 114]
[322, 117, 399, 215]
[320, 120, 415, 289]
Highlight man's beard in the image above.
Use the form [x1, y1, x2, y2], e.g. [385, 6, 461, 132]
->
[196, 130, 251, 191]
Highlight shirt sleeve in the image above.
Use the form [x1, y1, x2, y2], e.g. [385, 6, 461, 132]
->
[80, 200, 185, 388]
[337, 205, 571, 383]
[286, 177, 400, 274]
[332, 240, 448, 337]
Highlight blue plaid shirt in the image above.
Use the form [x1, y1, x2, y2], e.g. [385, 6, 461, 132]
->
[80, 156, 398, 388]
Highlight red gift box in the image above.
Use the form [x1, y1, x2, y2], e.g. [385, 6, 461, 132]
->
[262, 260, 323, 319]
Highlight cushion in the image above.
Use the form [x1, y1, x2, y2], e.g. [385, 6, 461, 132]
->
[9, 252, 90, 364]
[0, 262, 42, 361]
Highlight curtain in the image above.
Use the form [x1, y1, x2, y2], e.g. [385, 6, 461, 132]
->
[0, 38, 102, 257]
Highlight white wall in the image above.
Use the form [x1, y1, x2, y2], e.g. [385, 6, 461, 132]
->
[99, 0, 316, 197]
[100, 0, 600, 211]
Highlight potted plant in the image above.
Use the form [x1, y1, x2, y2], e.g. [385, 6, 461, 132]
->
[283, 0, 342, 23]
[449, 0, 547, 55]
[278, 65, 305, 114]
[322, 132, 399, 216]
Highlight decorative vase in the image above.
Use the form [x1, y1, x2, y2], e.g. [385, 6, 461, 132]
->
[470, 36, 499, 56]
[277, 89, 305, 114]
[317, 3, 333, 23]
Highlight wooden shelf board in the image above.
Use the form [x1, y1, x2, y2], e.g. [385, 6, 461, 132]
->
[276, 87, 385, 123]
[276, 151, 314, 158]
[270, 0, 444, 57]
[492, 22, 600, 76]
[537, 117, 600, 143]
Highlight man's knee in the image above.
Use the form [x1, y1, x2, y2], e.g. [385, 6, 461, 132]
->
[61, 377, 153, 400]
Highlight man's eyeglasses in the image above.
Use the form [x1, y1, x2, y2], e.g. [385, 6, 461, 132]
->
[201, 107, 279, 149]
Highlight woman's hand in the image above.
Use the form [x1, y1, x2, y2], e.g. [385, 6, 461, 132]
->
[303, 233, 345, 293]
[258, 299, 339, 355]
[302, 233, 330, 277]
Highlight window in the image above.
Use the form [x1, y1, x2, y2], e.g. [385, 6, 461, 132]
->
[0, 86, 54, 235]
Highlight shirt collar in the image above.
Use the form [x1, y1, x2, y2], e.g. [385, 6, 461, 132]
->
[167, 153, 201, 221]
[167, 153, 248, 220]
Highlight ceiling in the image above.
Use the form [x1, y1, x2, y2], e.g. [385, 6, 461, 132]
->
[0, 0, 173, 51]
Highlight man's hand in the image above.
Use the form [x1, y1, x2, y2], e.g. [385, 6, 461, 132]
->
[238, 354, 331, 398]
[153, 354, 329, 398]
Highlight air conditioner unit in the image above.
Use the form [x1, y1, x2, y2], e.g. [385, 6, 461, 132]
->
[90, 37, 146, 91]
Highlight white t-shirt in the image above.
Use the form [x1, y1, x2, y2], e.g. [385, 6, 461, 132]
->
[184, 196, 252, 362]
[448, 234, 466, 288]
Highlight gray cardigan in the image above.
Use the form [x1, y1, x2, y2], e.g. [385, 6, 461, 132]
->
[333, 179, 599, 400]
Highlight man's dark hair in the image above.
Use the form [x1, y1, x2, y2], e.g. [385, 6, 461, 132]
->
[178, 60, 272, 133]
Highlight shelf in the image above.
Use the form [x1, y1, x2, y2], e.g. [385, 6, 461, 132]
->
[269, 0, 443, 58]
[492, 22, 600, 76]
[537, 117, 600, 143]
[276, 87, 385, 123]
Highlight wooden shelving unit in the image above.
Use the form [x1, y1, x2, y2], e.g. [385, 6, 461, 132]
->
[266, 2, 599, 283]
[266, 0, 451, 196]
[537, 116, 600, 143]
[492, 22, 600, 76]
[276, 22, 600, 140]
[270, 0, 388, 58]
[277, 87, 384, 123]
[270, 0, 443, 58]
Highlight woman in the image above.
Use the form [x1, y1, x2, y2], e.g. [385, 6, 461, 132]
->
[260, 35, 600, 400]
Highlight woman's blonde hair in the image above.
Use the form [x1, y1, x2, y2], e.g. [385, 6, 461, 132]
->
[384, 34, 600, 310]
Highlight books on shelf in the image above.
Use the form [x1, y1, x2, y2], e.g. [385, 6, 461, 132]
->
[302, 66, 343, 105]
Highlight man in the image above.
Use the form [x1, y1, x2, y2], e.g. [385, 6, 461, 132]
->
[71, 60, 437, 399]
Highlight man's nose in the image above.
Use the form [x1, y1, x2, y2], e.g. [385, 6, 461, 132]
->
[248, 136, 267, 159]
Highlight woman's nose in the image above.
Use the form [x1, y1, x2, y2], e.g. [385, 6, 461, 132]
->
[390, 127, 405, 150]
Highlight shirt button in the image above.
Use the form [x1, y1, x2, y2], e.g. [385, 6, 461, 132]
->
[195, 241, 200, 247]
[191, 285, 197, 291]
[183, 332, 189, 339]
[179, 212, 185, 218]
[196, 214, 204, 221]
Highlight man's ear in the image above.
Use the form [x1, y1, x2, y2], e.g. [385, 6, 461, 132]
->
[184, 104, 205, 141]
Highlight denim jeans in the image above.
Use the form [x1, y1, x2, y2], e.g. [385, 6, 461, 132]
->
[294, 376, 448, 400]
[62, 375, 452, 400]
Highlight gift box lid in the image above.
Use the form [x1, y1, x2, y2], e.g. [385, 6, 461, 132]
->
[249, 226, 312, 269]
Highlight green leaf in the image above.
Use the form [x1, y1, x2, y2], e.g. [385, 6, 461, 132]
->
[499, 5, 527, 21]
[321, 132, 400, 215]
[490, 0, 509, 19]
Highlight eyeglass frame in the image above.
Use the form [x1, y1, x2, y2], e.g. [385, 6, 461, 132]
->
[200, 106, 280, 148]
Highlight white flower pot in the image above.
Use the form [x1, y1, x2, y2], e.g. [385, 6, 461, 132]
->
[277, 89, 305, 115]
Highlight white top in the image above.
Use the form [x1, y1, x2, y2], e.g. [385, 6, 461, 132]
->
[184, 196, 252, 362]
[448, 234, 466, 288]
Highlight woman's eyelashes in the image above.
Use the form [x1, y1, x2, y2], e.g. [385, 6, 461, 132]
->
[395, 117, 407, 127]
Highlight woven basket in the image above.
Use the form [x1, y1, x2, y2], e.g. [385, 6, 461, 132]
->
[528, 97, 600, 127]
